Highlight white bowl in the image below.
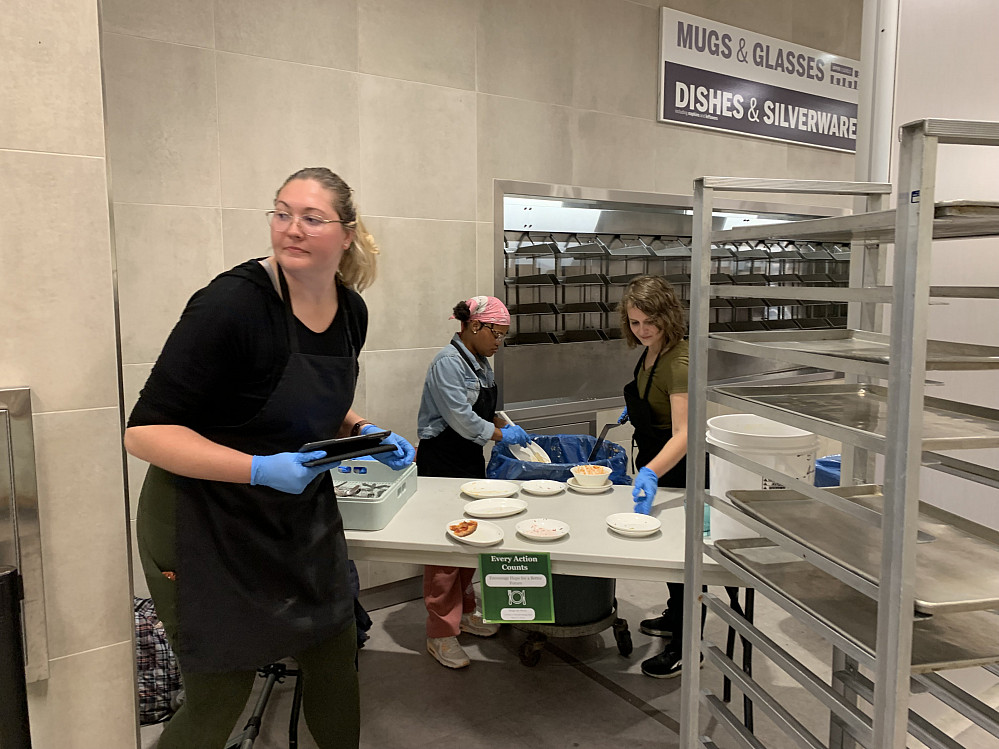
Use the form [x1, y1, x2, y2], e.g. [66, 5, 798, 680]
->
[570, 464, 612, 487]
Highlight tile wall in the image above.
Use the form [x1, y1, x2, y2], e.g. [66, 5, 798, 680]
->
[1, 1, 861, 743]
[1, 0, 136, 747]
[100, 0, 860, 603]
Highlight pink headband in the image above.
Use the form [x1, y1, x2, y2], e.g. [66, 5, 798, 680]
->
[452, 295, 510, 325]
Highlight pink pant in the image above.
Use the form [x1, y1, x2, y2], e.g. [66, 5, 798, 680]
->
[423, 565, 476, 638]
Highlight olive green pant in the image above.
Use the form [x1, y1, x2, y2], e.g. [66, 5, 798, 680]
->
[137, 467, 360, 748]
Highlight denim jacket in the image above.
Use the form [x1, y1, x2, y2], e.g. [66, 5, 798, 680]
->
[417, 335, 495, 445]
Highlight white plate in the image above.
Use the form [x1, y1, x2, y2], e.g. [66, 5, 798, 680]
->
[606, 512, 661, 537]
[526, 441, 552, 463]
[516, 517, 570, 541]
[508, 443, 538, 462]
[464, 497, 528, 518]
[520, 479, 566, 496]
[507, 441, 552, 463]
[566, 476, 612, 494]
[446, 519, 504, 547]
[460, 480, 520, 499]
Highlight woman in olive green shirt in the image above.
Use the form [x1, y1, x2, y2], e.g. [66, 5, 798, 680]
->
[620, 275, 697, 679]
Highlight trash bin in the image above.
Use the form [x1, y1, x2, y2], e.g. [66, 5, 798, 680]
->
[706, 414, 818, 540]
[487, 434, 630, 642]
[486, 434, 630, 485]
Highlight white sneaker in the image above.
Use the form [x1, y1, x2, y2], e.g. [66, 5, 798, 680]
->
[459, 612, 501, 637]
[426, 637, 470, 668]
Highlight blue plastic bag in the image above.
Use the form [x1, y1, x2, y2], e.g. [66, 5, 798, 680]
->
[486, 434, 631, 485]
[815, 454, 841, 487]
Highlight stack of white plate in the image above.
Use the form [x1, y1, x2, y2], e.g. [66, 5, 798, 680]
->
[605, 513, 661, 537]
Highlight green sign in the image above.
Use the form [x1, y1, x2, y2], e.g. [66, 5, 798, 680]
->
[479, 552, 554, 624]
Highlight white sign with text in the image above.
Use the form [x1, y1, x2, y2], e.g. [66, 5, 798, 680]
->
[659, 9, 861, 151]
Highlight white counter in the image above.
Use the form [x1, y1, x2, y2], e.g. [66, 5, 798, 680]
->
[345, 476, 739, 585]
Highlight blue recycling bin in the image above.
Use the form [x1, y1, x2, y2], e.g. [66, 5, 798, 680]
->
[486, 434, 630, 484]
[815, 454, 841, 487]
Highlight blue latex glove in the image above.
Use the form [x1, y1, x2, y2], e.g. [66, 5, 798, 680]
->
[499, 424, 531, 447]
[632, 466, 659, 515]
[361, 424, 415, 470]
[618, 408, 629, 425]
[250, 451, 330, 494]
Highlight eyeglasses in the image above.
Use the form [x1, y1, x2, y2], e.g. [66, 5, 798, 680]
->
[477, 323, 508, 342]
[266, 210, 346, 236]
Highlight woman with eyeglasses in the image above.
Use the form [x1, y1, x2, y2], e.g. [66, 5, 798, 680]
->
[124, 167, 414, 748]
[415, 296, 531, 668]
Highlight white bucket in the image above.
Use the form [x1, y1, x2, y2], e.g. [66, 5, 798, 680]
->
[706, 414, 818, 541]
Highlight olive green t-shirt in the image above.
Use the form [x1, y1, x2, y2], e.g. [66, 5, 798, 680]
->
[634, 339, 688, 431]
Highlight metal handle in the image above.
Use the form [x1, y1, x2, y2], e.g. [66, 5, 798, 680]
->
[0, 566, 32, 748]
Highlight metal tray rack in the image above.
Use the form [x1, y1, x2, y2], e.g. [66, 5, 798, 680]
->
[709, 328, 999, 377]
[711, 539, 999, 674]
[709, 200, 999, 244]
[680, 119, 999, 749]
[727, 485, 999, 614]
[710, 382, 999, 452]
[500, 223, 853, 346]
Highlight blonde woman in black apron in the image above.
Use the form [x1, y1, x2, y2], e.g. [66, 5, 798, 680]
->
[415, 296, 531, 668]
[125, 168, 414, 748]
[620, 275, 702, 679]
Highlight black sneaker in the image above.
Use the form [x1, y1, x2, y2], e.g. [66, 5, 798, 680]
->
[640, 649, 703, 679]
[639, 610, 672, 637]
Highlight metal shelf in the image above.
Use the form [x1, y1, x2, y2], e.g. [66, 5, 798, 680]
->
[709, 329, 999, 377]
[682, 119, 999, 749]
[922, 451, 999, 490]
[710, 201, 999, 244]
[505, 273, 559, 286]
[554, 301, 607, 314]
[712, 539, 999, 674]
[508, 302, 557, 316]
[558, 273, 609, 286]
[710, 382, 999, 452]
[728, 485, 999, 614]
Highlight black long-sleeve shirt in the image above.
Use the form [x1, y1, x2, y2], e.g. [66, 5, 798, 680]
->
[128, 259, 367, 433]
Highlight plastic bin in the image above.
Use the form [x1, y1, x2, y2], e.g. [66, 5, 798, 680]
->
[486, 434, 630, 485]
[334, 459, 417, 530]
[815, 454, 842, 487]
[706, 414, 818, 541]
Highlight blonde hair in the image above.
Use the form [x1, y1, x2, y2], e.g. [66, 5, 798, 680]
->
[276, 167, 379, 292]
[619, 275, 686, 351]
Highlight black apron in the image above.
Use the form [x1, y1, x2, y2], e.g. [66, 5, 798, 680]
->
[623, 347, 687, 488]
[175, 266, 357, 672]
[416, 340, 497, 479]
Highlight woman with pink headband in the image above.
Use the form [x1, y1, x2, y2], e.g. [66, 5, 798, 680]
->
[415, 295, 531, 668]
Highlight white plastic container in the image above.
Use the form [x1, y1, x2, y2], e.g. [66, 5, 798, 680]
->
[334, 459, 417, 531]
[706, 414, 818, 541]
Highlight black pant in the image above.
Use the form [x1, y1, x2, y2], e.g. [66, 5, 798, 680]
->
[657, 455, 709, 653]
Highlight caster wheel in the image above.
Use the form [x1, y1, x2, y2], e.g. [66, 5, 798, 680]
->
[615, 629, 633, 657]
[518, 641, 543, 667]
[612, 618, 633, 657]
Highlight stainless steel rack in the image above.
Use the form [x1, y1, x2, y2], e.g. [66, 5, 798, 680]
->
[501, 230, 852, 346]
[681, 119, 999, 749]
